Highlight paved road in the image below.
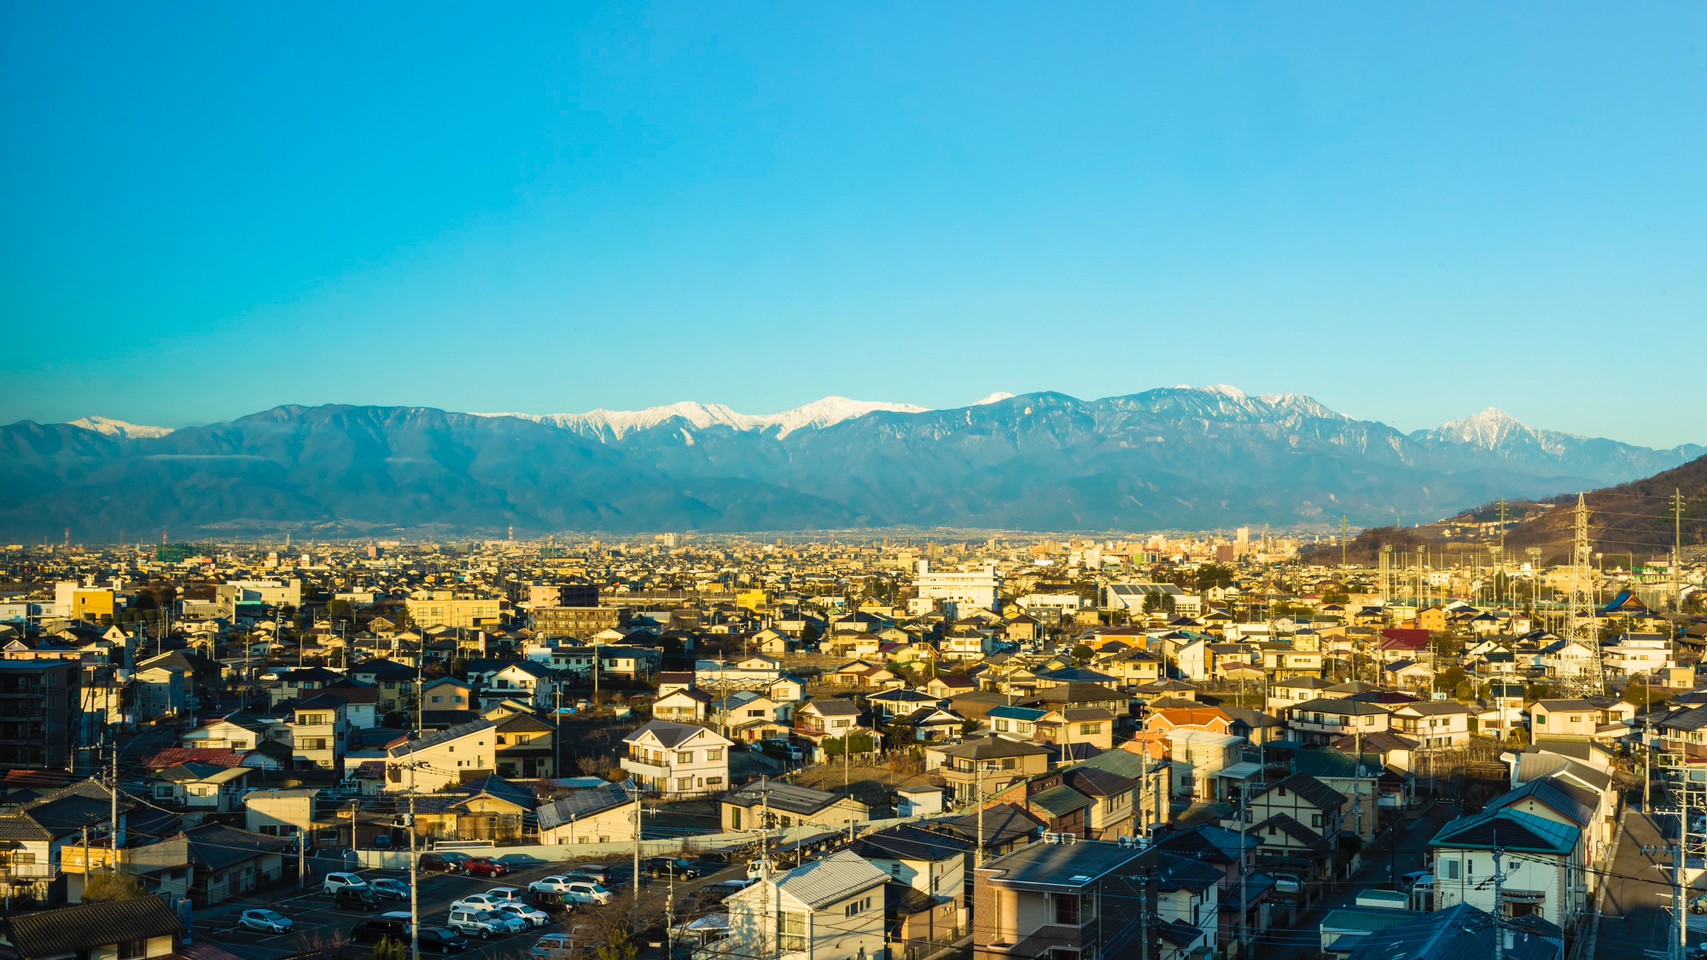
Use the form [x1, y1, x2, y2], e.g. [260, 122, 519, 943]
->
[1596, 810, 1687, 960]
[190, 854, 743, 960]
[1263, 802, 1461, 960]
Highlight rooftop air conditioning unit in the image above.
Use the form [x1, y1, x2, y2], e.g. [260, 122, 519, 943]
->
[1042, 832, 1060, 844]
[1062, 833, 1077, 845]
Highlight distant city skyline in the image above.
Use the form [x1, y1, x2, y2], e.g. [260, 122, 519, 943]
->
[2, 4, 1703, 447]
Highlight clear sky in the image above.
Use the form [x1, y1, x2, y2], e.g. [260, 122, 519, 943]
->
[2, 3, 1703, 446]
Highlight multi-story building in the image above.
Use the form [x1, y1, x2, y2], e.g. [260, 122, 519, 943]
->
[1389, 702, 1473, 749]
[720, 850, 889, 960]
[0, 659, 83, 771]
[533, 605, 621, 638]
[385, 718, 498, 791]
[404, 594, 502, 630]
[288, 694, 348, 773]
[621, 720, 731, 796]
[1429, 808, 1584, 927]
[915, 561, 1002, 613]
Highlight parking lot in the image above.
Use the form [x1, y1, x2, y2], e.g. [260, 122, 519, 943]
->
[192, 853, 746, 960]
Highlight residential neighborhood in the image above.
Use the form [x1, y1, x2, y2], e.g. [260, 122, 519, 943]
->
[0, 532, 1702, 960]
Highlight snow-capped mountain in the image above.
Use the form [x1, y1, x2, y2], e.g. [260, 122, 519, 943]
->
[6, 386, 1699, 538]
[66, 416, 174, 439]
[480, 396, 927, 440]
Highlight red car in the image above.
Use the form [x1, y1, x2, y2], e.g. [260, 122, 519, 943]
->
[463, 857, 510, 878]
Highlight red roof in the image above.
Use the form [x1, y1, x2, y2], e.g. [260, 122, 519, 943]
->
[144, 748, 246, 770]
[1379, 628, 1431, 650]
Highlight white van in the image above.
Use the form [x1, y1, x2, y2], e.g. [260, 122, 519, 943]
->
[448, 908, 505, 939]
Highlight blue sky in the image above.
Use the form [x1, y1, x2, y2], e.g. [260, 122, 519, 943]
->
[2, 3, 1703, 446]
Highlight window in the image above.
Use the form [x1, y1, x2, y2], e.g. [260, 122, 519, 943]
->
[677, 751, 694, 764]
[845, 896, 872, 917]
[706, 749, 723, 761]
[706, 777, 723, 786]
[995, 720, 1009, 732]
[117, 939, 147, 960]
[1311, 813, 1323, 828]
[1053, 893, 1081, 925]
[780, 912, 807, 952]
[1079, 723, 1102, 735]
[676, 777, 693, 791]
[1442, 859, 1460, 880]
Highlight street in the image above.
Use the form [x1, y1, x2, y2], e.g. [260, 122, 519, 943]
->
[1596, 809, 1687, 960]
[1262, 802, 1461, 960]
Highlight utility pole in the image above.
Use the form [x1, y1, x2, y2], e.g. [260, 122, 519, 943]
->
[1673, 489, 1686, 614]
[1138, 870, 1151, 960]
[976, 762, 987, 867]
[1492, 846, 1509, 960]
[108, 737, 119, 869]
[1645, 718, 1653, 812]
[632, 781, 642, 902]
[408, 790, 420, 960]
[298, 831, 306, 889]
[1237, 780, 1250, 958]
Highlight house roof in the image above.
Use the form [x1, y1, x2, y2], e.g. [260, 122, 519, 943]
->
[1, 896, 183, 959]
[622, 719, 729, 749]
[724, 780, 851, 816]
[1429, 808, 1579, 855]
[768, 849, 889, 909]
[184, 821, 292, 871]
[980, 838, 1142, 888]
[387, 718, 498, 758]
[1347, 903, 1560, 960]
[536, 782, 634, 829]
[1251, 773, 1346, 811]
[1026, 784, 1095, 818]
[849, 823, 972, 863]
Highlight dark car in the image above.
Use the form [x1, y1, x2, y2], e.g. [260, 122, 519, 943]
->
[419, 853, 460, 873]
[643, 857, 701, 881]
[336, 886, 382, 912]
[350, 914, 411, 943]
[464, 857, 510, 878]
[531, 891, 575, 920]
[436, 851, 474, 871]
[418, 928, 469, 954]
[498, 854, 549, 869]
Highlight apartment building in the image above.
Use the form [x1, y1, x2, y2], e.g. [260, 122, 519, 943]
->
[0, 659, 83, 771]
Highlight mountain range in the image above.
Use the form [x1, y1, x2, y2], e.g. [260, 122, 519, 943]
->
[2, 387, 1700, 539]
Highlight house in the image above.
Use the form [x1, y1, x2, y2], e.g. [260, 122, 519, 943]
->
[972, 839, 1219, 960]
[1389, 702, 1472, 750]
[149, 761, 251, 811]
[1239, 773, 1347, 891]
[0, 896, 184, 960]
[721, 780, 870, 833]
[898, 707, 968, 743]
[654, 687, 713, 723]
[1285, 698, 1392, 746]
[1165, 729, 1245, 801]
[713, 691, 796, 742]
[1483, 777, 1610, 893]
[849, 823, 973, 924]
[537, 781, 639, 845]
[244, 788, 322, 838]
[1524, 700, 1603, 741]
[986, 705, 1045, 741]
[1428, 808, 1584, 927]
[1061, 766, 1140, 841]
[288, 694, 349, 773]
[621, 720, 733, 796]
[385, 718, 499, 791]
[924, 736, 1052, 800]
[1033, 708, 1115, 751]
[1154, 824, 1270, 953]
[493, 710, 558, 779]
[1346, 903, 1563, 960]
[796, 699, 865, 743]
[466, 659, 558, 710]
[443, 775, 538, 842]
[182, 821, 292, 905]
[182, 712, 281, 751]
[720, 850, 889, 960]
[0, 779, 131, 902]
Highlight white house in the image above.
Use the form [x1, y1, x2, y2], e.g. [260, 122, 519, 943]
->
[1428, 808, 1584, 928]
[720, 850, 889, 960]
[621, 720, 733, 796]
[384, 719, 498, 792]
[536, 781, 639, 846]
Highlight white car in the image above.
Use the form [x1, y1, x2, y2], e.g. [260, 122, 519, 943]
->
[563, 881, 612, 905]
[529, 875, 576, 894]
[238, 909, 294, 933]
[323, 872, 370, 895]
[498, 902, 552, 928]
[451, 894, 508, 912]
[531, 927, 590, 959]
[486, 886, 525, 902]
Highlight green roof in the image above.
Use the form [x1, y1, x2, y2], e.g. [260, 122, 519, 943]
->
[1320, 909, 1421, 933]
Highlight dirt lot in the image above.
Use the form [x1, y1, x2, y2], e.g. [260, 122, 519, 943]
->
[787, 754, 938, 812]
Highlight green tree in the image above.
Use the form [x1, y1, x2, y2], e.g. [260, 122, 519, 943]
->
[81, 871, 146, 903]
[1321, 589, 1350, 605]
[1197, 564, 1236, 591]
[1069, 643, 1095, 666]
[1141, 592, 1176, 616]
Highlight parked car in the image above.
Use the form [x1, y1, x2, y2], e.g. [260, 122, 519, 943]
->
[350, 913, 412, 943]
[574, 865, 614, 884]
[465, 857, 511, 877]
[371, 878, 411, 900]
[700, 879, 755, 904]
[420, 853, 459, 873]
[497, 902, 552, 929]
[436, 851, 474, 871]
[451, 894, 509, 913]
[1397, 871, 1432, 894]
[530, 875, 579, 894]
[418, 928, 470, 954]
[323, 872, 371, 895]
[499, 854, 550, 869]
[531, 927, 590, 960]
[562, 881, 612, 905]
[486, 886, 526, 903]
[1271, 874, 1302, 895]
[447, 908, 506, 940]
[336, 886, 383, 912]
[644, 857, 701, 880]
[239, 909, 294, 934]
[531, 891, 575, 919]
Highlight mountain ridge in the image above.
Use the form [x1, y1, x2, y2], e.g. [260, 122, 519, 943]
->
[14, 387, 1700, 540]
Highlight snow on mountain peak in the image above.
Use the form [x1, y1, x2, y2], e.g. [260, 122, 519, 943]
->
[488, 396, 926, 440]
[67, 416, 174, 439]
[974, 392, 1016, 405]
[1432, 407, 1581, 452]
[1177, 383, 1248, 400]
